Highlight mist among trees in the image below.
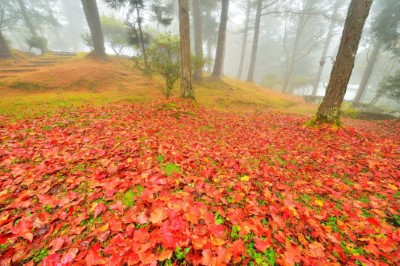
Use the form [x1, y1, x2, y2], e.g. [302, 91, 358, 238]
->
[0, 0, 399, 265]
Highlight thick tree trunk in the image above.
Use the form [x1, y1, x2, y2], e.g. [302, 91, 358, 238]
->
[237, 0, 251, 79]
[312, 0, 342, 96]
[247, 0, 262, 82]
[192, 0, 204, 81]
[81, 0, 106, 57]
[314, 0, 373, 125]
[211, 0, 229, 79]
[16, 0, 38, 37]
[0, 31, 11, 59]
[179, 0, 195, 99]
[353, 40, 381, 103]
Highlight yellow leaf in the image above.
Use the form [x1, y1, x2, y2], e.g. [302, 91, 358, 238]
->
[98, 223, 109, 232]
[240, 175, 250, 182]
[315, 199, 324, 207]
[90, 202, 98, 212]
[388, 184, 398, 190]
[211, 236, 225, 246]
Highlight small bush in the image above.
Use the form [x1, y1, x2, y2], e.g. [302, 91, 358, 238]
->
[261, 72, 283, 90]
[379, 71, 400, 104]
[26, 36, 47, 55]
[145, 34, 180, 98]
[10, 82, 50, 91]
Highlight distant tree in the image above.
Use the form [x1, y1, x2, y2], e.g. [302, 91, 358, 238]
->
[0, 32, 11, 58]
[212, 0, 229, 79]
[191, 0, 204, 81]
[247, 0, 281, 82]
[105, 0, 173, 70]
[313, 0, 373, 125]
[371, 0, 400, 55]
[282, 0, 327, 93]
[353, 0, 400, 104]
[81, 0, 106, 57]
[352, 0, 400, 104]
[247, 0, 262, 82]
[378, 70, 400, 104]
[312, 0, 343, 96]
[16, 0, 38, 37]
[202, 1, 219, 71]
[101, 16, 129, 55]
[237, 0, 252, 79]
[178, 0, 194, 99]
[61, 0, 86, 51]
[352, 40, 382, 103]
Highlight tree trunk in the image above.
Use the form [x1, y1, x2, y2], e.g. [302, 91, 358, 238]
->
[81, 0, 106, 57]
[46, 6, 67, 51]
[352, 40, 381, 103]
[211, 0, 229, 79]
[247, 0, 262, 82]
[237, 0, 251, 79]
[135, 4, 148, 70]
[16, 0, 38, 37]
[312, 0, 342, 96]
[179, 0, 195, 99]
[313, 0, 373, 125]
[62, 0, 80, 52]
[0, 31, 11, 59]
[192, 0, 204, 81]
[282, 22, 302, 93]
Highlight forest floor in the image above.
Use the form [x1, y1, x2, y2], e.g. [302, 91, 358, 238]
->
[0, 55, 399, 265]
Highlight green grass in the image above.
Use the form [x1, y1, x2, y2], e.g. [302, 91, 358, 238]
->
[162, 163, 181, 176]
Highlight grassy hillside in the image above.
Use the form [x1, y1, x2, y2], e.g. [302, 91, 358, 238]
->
[0, 56, 316, 119]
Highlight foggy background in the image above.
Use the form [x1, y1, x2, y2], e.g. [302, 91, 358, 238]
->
[3, 0, 399, 109]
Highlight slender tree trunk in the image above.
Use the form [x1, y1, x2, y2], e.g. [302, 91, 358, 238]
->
[282, 29, 301, 93]
[16, 0, 38, 37]
[135, 4, 148, 70]
[192, 0, 204, 81]
[46, 6, 67, 51]
[212, 0, 229, 79]
[237, 0, 251, 79]
[247, 0, 262, 82]
[312, 0, 341, 96]
[313, 0, 373, 125]
[81, 0, 106, 57]
[353, 40, 381, 103]
[0, 31, 11, 58]
[207, 38, 212, 72]
[179, 0, 195, 99]
[62, 0, 80, 52]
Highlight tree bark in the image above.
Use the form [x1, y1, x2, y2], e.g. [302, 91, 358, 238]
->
[314, 0, 373, 125]
[16, 0, 38, 37]
[237, 0, 251, 79]
[282, 22, 302, 93]
[247, 0, 263, 82]
[81, 0, 106, 57]
[312, 0, 342, 96]
[135, 4, 148, 70]
[352, 40, 381, 103]
[211, 0, 229, 79]
[179, 0, 195, 99]
[192, 0, 204, 81]
[0, 31, 11, 58]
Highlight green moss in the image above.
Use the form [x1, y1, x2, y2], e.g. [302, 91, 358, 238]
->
[162, 163, 181, 176]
